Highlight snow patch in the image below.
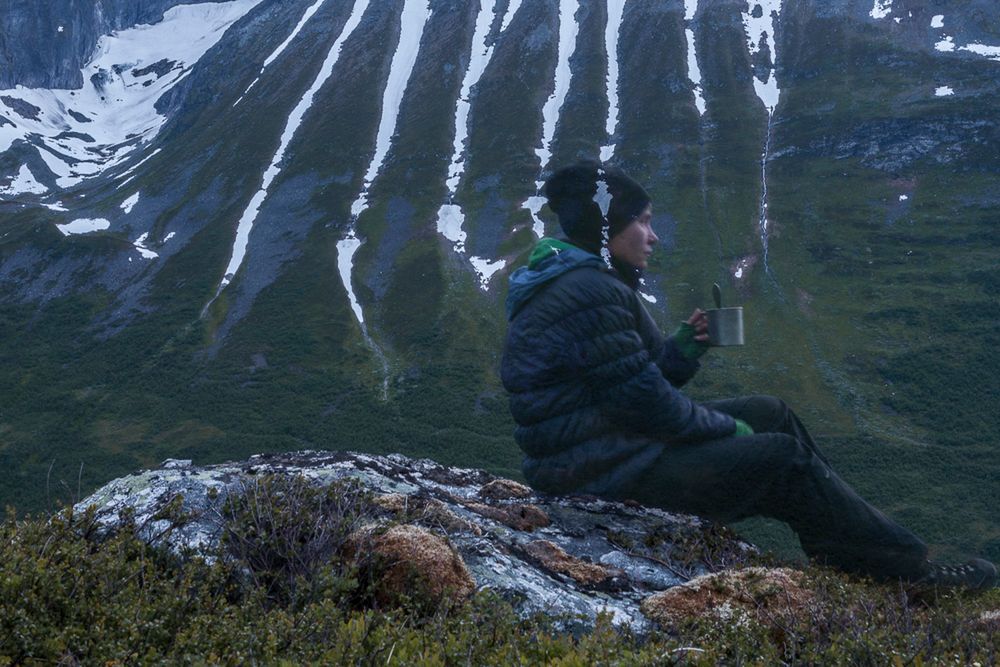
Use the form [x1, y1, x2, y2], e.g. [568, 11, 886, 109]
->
[869, 0, 891, 20]
[469, 256, 506, 290]
[500, 0, 523, 33]
[524, 194, 546, 239]
[743, 0, 782, 112]
[43, 200, 68, 211]
[120, 191, 140, 214]
[336, 233, 364, 323]
[133, 232, 158, 259]
[0, 164, 47, 196]
[351, 0, 431, 218]
[164, 232, 176, 242]
[57, 218, 110, 235]
[960, 43, 1000, 61]
[930, 15, 944, 28]
[684, 1, 705, 115]
[114, 148, 162, 187]
[349, 0, 433, 219]
[935, 36, 955, 52]
[0, 0, 262, 192]
[899, 194, 909, 201]
[533, 0, 581, 171]
[639, 292, 657, 304]
[934, 86, 954, 97]
[732, 256, 755, 281]
[686, 28, 706, 115]
[436, 203, 467, 252]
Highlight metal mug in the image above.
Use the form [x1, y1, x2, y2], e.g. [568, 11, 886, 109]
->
[705, 307, 744, 346]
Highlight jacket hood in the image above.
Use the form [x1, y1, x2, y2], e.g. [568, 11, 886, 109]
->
[505, 238, 604, 320]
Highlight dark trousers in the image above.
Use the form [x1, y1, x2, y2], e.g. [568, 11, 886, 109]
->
[616, 395, 928, 580]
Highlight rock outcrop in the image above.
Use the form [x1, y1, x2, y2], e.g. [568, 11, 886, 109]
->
[640, 567, 815, 632]
[0, 0, 188, 89]
[78, 450, 759, 634]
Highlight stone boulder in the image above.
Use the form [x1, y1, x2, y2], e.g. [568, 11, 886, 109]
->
[77, 450, 758, 634]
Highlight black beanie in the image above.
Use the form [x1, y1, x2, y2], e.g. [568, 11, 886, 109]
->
[543, 160, 651, 254]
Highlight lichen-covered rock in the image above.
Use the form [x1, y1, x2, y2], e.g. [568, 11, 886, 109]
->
[522, 540, 621, 587]
[369, 524, 475, 606]
[77, 450, 757, 634]
[640, 567, 814, 630]
[374, 493, 481, 535]
[462, 501, 550, 532]
[478, 478, 534, 501]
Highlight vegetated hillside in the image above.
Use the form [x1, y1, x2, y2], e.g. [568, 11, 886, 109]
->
[0, 0, 997, 562]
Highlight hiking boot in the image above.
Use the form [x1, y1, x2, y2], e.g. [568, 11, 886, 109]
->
[916, 558, 998, 591]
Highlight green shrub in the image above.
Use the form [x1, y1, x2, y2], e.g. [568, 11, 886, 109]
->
[2, 492, 1000, 664]
[220, 474, 376, 608]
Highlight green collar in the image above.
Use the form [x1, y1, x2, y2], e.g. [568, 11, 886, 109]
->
[528, 237, 578, 268]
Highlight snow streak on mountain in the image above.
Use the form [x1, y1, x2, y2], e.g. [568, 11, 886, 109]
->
[233, 0, 328, 107]
[684, 0, 705, 116]
[600, 0, 627, 161]
[339, 0, 433, 326]
[743, 0, 782, 273]
[209, 0, 368, 311]
[522, 0, 582, 239]
[437, 0, 522, 290]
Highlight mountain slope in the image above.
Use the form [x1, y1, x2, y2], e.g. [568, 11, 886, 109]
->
[1, 0, 998, 561]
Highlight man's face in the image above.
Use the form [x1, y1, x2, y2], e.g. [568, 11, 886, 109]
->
[608, 205, 657, 269]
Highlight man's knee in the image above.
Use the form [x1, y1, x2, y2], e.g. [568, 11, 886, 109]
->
[752, 433, 816, 474]
[743, 395, 790, 432]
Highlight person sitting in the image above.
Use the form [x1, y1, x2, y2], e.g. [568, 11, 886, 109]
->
[500, 160, 996, 590]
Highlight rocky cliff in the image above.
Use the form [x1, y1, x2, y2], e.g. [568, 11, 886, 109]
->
[0, 0, 184, 89]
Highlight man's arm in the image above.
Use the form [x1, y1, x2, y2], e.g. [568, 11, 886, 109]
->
[583, 302, 736, 443]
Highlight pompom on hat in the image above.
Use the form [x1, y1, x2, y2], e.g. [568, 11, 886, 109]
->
[543, 160, 651, 258]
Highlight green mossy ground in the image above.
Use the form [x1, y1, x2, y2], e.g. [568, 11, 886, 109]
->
[3, 485, 1000, 665]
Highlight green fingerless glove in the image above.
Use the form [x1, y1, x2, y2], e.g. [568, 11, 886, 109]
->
[673, 322, 710, 361]
[733, 419, 754, 437]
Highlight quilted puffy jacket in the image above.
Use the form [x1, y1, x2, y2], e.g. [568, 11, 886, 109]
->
[501, 238, 737, 495]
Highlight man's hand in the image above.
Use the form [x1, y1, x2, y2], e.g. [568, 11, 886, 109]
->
[733, 418, 755, 437]
[673, 308, 711, 361]
[686, 308, 709, 344]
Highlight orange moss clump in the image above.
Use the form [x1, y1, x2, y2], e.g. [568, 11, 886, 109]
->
[370, 524, 475, 606]
[523, 540, 618, 586]
[641, 567, 814, 630]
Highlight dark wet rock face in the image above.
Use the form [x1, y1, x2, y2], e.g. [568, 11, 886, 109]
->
[0, 0, 183, 89]
[1, 96, 42, 120]
[78, 450, 756, 633]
